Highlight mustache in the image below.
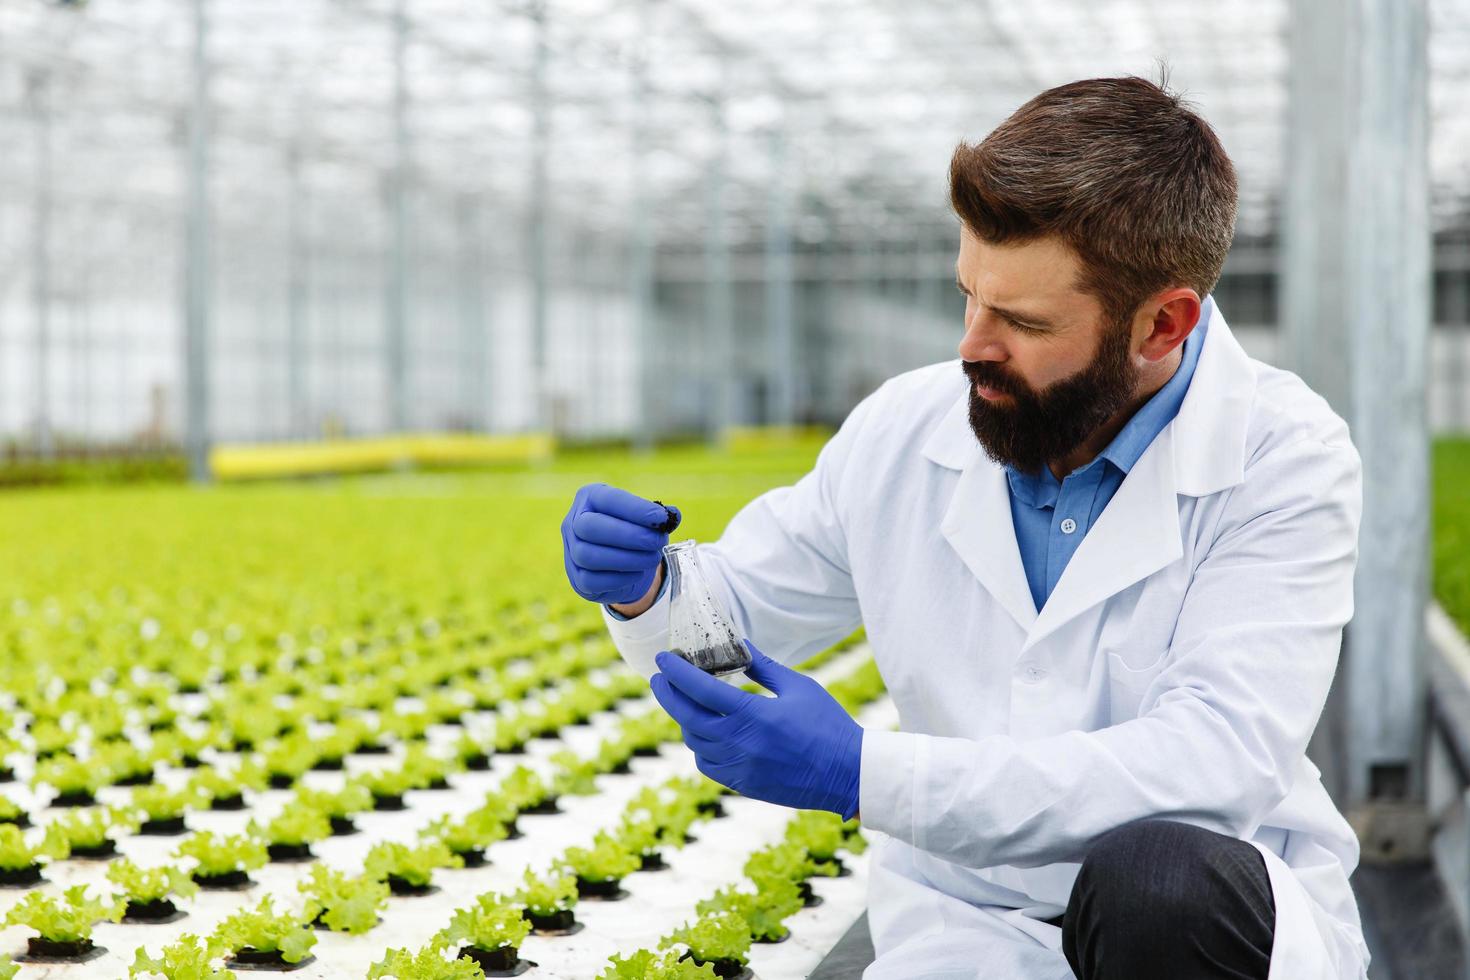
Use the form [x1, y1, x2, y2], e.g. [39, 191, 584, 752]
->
[961, 359, 1018, 396]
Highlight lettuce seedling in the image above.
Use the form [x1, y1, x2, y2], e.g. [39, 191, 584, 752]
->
[560, 829, 639, 884]
[34, 755, 104, 801]
[292, 783, 372, 820]
[352, 765, 419, 801]
[696, 880, 803, 943]
[366, 944, 485, 980]
[45, 804, 140, 854]
[297, 864, 389, 935]
[248, 803, 331, 847]
[129, 933, 235, 979]
[0, 795, 26, 826]
[471, 792, 519, 831]
[107, 858, 200, 904]
[174, 831, 269, 879]
[210, 895, 316, 964]
[598, 949, 718, 979]
[363, 838, 462, 889]
[131, 785, 201, 822]
[433, 892, 532, 952]
[498, 766, 551, 811]
[550, 750, 600, 797]
[0, 954, 17, 980]
[784, 811, 846, 872]
[513, 866, 578, 917]
[840, 816, 869, 855]
[742, 841, 817, 887]
[260, 734, 320, 784]
[4, 884, 125, 942]
[662, 910, 753, 967]
[420, 808, 508, 856]
[0, 822, 66, 870]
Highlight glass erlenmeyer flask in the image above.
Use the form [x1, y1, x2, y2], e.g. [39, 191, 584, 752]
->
[663, 539, 753, 676]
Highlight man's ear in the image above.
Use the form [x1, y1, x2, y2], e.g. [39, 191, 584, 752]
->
[1138, 288, 1201, 363]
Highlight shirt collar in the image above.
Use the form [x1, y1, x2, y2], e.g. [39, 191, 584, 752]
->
[1005, 294, 1214, 509]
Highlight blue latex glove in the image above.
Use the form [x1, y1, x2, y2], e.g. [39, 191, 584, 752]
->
[650, 640, 863, 819]
[562, 483, 681, 606]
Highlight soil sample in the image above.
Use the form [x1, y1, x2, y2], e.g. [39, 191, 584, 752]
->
[663, 540, 753, 677]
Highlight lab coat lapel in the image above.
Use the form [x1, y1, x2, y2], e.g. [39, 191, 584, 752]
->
[940, 453, 1040, 634]
[1020, 425, 1181, 653]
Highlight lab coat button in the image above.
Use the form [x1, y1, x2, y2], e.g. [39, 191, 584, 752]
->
[1060, 518, 1077, 534]
[1020, 663, 1047, 683]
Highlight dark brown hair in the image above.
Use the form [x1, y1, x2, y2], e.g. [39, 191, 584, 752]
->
[948, 71, 1238, 327]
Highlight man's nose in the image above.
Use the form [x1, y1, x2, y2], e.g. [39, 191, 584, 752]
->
[958, 316, 1007, 363]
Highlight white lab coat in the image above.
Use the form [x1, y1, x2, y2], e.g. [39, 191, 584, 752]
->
[602, 302, 1370, 980]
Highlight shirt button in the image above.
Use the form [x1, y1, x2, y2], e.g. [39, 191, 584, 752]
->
[1020, 663, 1048, 683]
[1060, 518, 1077, 534]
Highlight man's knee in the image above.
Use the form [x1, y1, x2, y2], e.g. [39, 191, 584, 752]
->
[1062, 818, 1275, 980]
[1074, 819, 1224, 927]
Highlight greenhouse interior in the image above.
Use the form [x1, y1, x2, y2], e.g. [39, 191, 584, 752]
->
[0, 0, 1468, 977]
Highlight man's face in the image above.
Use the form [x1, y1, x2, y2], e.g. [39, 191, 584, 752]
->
[954, 228, 1141, 476]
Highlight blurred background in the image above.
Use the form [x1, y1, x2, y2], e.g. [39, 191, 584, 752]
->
[0, 0, 1467, 465]
[1, 0, 1469, 973]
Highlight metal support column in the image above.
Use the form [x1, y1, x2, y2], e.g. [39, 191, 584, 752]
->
[764, 127, 796, 427]
[385, 0, 411, 434]
[286, 142, 310, 439]
[704, 89, 734, 440]
[1282, 0, 1431, 829]
[628, 0, 655, 450]
[527, 0, 551, 434]
[27, 71, 53, 459]
[457, 195, 488, 431]
[183, 0, 212, 481]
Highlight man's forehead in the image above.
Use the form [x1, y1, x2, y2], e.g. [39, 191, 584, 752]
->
[955, 232, 1084, 309]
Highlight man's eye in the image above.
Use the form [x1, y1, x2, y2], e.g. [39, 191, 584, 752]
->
[1008, 319, 1044, 335]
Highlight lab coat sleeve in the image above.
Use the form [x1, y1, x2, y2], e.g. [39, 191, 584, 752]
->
[860, 433, 1363, 869]
[601, 388, 878, 677]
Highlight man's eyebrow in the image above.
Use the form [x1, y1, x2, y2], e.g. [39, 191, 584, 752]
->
[953, 275, 1057, 330]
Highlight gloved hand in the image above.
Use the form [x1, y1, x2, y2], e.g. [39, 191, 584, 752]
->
[562, 483, 681, 606]
[650, 640, 863, 819]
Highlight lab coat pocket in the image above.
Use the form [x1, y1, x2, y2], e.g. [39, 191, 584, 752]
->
[1106, 647, 1168, 722]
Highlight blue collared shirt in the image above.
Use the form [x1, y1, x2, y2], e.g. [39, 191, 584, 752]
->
[1007, 296, 1212, 615]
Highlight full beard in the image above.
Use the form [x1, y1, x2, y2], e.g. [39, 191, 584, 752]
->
[962, 317, 1138, 476]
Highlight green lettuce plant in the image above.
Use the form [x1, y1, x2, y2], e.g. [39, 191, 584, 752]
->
[366, 944, 485, 980]
[696, 879, 803, 942]
[498, 766, 550, 811]
[0, 795, 26, 826]
[297, 865, 389, 934]
[173, 831, 269, 879]
[419, 808, 508, 857]
[4, 884, 125, 942]
[598, 949, 718, 979]
[363, 838, 462, 889]
[34, 754, 105, 800]
[784, 810, 846, 873]
[209, 895, 316, 964]
[107, 858, 200, 904]
[513, 867, 578, 916]
[292, 783, 372, 820]
[0, 822, 66, 869]
[662, 910, 752, 967]
[560, 829, 639, 884]
[130, 933, 236, 979]
[433, 892, 532, 952]
[131, 784, 200, 822]
[248, 803, 331, 847]
[549, 749, 600, 797]
[44, 804, 140, 853]
[742, 841, 817, 887]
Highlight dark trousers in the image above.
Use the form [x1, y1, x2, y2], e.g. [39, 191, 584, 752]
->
[1040, 818, 1276, 980]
